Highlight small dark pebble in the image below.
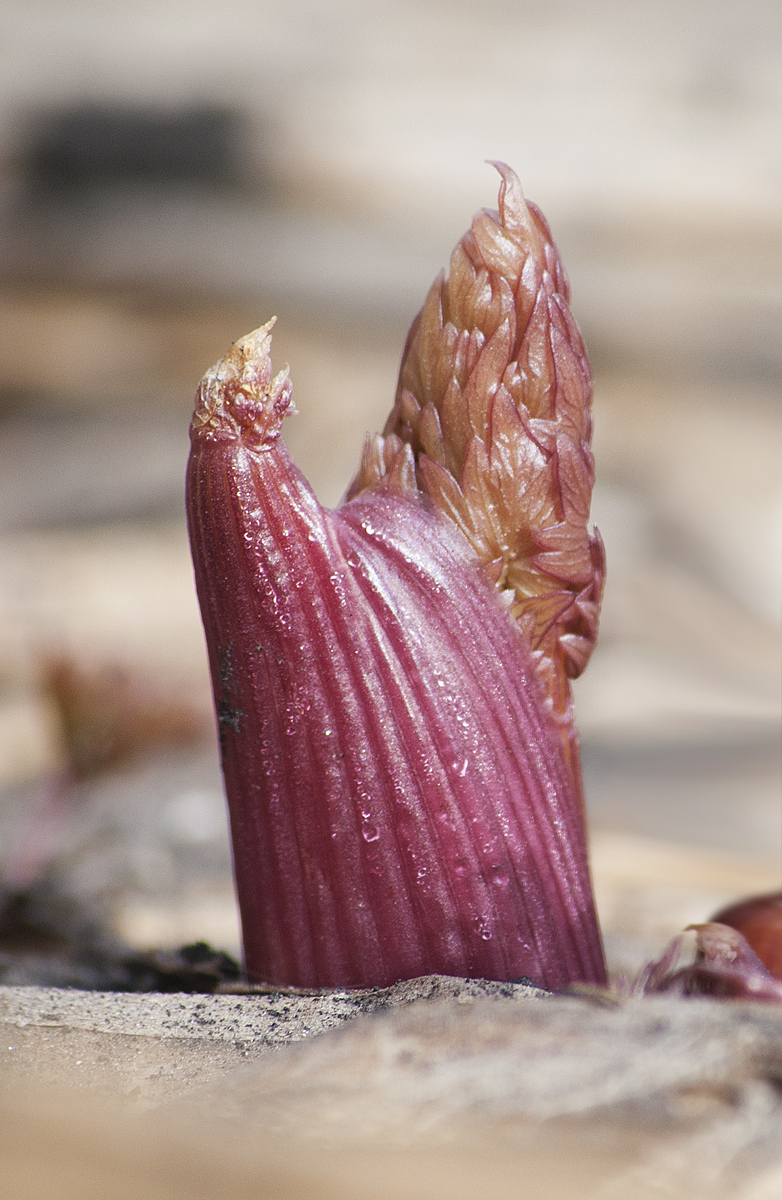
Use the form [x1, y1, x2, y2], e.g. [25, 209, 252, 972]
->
[124, 941, 242, 993]
[0, 886, 241, 993]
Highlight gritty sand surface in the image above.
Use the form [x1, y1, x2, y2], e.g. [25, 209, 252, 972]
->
[2, 983, 782, 1197]
[0, 975, 546, 1104]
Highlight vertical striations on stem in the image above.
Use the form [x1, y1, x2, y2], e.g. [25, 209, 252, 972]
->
[187, 168, 607, 990]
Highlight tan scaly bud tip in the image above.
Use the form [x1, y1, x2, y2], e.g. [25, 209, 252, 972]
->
[191, 318, 294, 449]
[349, 163, 603, 781]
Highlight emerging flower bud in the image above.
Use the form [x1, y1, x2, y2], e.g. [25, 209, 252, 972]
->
[187, 165, 606, 989]
[711, 891, 782, 980]
[639, 922, 782, 1003]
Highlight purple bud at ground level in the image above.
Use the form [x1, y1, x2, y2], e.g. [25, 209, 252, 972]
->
[711, 892, 782, 980]
[639, 923, 782, 1003]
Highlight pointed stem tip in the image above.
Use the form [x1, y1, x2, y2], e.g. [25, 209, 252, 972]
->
[191, 318, 293, 449]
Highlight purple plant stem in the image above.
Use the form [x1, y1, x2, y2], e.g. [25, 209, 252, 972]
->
[187, 431, 606, 989]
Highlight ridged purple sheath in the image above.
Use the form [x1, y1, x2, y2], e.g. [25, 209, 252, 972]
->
[186, 330, 606, 990]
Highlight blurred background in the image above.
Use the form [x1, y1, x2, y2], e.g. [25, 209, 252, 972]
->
[0, 0, 779, 984]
